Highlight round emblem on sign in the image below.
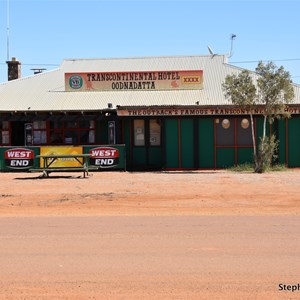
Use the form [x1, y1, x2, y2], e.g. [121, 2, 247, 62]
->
[241, 118, 250, 129]
[222, 119, 230, 129]
[69, 75, 83, 89]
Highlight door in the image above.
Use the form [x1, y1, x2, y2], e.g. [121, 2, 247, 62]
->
[11, 122, 26, 146]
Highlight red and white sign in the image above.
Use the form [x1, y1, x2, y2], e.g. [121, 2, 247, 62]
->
[89, 147, 119, 168]
[4, 148, 34, 169]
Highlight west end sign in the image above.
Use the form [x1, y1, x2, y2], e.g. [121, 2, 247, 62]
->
[65, 70, 203, 92]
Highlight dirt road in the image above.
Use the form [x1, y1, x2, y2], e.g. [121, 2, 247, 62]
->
[1, 216, 300, 300]
[0, 170, 300, 299]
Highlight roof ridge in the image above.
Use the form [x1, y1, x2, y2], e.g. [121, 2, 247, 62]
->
[62, 54, 227, 63]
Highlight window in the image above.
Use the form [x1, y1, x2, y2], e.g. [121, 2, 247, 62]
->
[216, 117, 253, 147]
[216, 118, 234, 146]
[49, 120, 95, 145]
[33, 121, 47, 144]
[89, 128, 95, 144]
[237, 118, 252, 146]
[149, 119, 161, 146]
[50, 131, 63, 144]
[134, 120, 145, 146]
[133, 119, 161, 147]
[0, 121, 9, 145]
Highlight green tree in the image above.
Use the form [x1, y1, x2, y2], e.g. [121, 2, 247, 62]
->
[223, 62, 295, 173]
[223, 70, 258, 169]
[256, 61, 294, 140]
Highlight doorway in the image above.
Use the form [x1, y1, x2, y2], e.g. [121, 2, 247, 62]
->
[11, 122, 26, 146]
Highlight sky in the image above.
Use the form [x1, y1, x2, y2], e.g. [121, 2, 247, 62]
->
[0, 0, 299, 84]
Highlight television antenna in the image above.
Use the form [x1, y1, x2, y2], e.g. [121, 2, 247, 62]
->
[31, 68, 47, 75]
[6, 0, 10, 60]
[228, 34, 237, 58]
[207, 45, 217, 58]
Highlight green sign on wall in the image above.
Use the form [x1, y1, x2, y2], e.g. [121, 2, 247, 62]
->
[0, 147, 40, 171]
[0, 145, 126, 172]
[84, 145, 126, 170]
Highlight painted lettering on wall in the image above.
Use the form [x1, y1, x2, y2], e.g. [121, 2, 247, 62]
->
[117, 106, 300, 117]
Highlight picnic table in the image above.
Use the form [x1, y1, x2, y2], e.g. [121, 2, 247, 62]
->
[30, 153, 96, 178]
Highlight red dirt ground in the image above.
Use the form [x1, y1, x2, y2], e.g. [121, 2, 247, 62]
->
[1, 170, 300, 216]
[1, 170, 300, 299]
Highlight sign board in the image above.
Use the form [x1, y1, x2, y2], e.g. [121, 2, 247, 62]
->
[65, 70, 203, 92]
[39, 146, 83, 168]
[4, 147, 35, 170]
[108, 121, 116, 144]
[0, 146, 126, 172]
[24, 123, 33, 146]
[117, 106, 300, 117]
[84, 145, 126, 170]
[89, 147, 119, 168]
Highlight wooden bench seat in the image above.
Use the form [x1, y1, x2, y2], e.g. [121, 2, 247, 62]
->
[29, 166, 99, 177]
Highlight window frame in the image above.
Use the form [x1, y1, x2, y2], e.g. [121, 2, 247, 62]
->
[0, 121, 10, 145]
[133, 118, 162, 147]
[49, 119, 96, 145]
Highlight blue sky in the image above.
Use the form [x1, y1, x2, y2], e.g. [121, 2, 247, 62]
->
[0, 0, 299, 84]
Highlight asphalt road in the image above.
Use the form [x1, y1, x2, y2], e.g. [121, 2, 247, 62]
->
[0, 216, 299, 299]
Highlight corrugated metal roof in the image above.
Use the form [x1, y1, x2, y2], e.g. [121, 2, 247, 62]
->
[0, 54, 299, 112]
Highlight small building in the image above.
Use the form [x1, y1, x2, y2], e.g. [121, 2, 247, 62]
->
[0, 54, 300, 171]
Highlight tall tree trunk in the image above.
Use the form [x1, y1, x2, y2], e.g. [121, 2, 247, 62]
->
[263, 115, 267, 143]
[250, 114, 258, 169]
[256, 114, 268, 173]
[255, 114, 268, 173]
